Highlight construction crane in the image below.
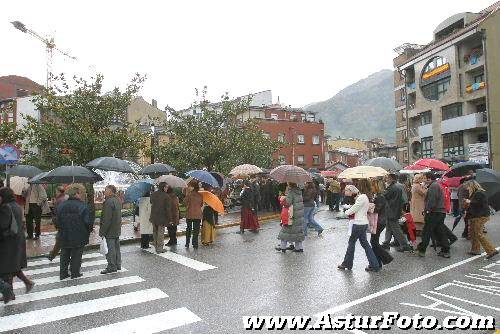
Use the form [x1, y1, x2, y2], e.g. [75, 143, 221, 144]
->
[11, 20, 77, 88]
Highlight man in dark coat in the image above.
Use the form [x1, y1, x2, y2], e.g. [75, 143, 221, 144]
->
[382, 174, 412, 252]
[149, 182, 172, 253]
[57, 185, 93, 280]
[99, 185, 122, 274]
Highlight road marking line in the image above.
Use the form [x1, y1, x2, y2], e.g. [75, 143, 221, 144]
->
[143, 248, 216, 271]
[2, 276, 144, 307]
[0, 288, 168, 333]
[13, 268, 128, 290]
[315, 247, 500, 317]
[23, 259, 108, 276]
[71, 307, 201, 334]
[28, 253, 103, 267]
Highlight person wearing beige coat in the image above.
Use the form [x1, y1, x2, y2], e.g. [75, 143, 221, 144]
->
[411, 174, 427, 232]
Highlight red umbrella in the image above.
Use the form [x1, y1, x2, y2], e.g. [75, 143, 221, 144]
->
[403, 164, 426, 171]
[440, 176, 463, 188]
[414, 158, 450, 171]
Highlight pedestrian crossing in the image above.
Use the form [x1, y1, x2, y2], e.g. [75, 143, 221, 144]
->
[143, 247, 217, 271]
[1, 253, 202, 333]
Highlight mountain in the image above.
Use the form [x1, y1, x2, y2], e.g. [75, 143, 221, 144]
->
[304, 69, 395, 142]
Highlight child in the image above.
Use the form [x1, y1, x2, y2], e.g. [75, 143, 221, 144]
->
[279, 191, 290, 226]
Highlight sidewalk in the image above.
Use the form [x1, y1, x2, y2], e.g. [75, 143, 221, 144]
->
[27, 210, 280, 258]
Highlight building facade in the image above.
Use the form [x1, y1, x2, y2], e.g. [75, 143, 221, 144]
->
[393, 3, 500, 168]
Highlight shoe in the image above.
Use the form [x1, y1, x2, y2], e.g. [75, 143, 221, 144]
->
[60, 273, 70, 280]
[117, 266, 121, 271]
[156, 249, 166, 253]
[185, 244, 189, 248]
[365, 266, 380, 272]
[71, 273, 83, 279]
[33, 235, 40, 240]
[275, 246, 286, 253]
[318, 229, 324, 236]
[2, 288, 15, 304]
[397, 246, 413, 253]
[292, 249, 304, 253]
[467, 251, 481, 256]
[100, 268, 117, 274]
[25, 281, 35, 293]
[437, 251, 451, 258]
[337, 264, 351, 270]
[486, 250, 499, 260]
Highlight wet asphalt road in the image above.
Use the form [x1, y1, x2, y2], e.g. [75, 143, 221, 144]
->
[2, 206, 499, 334]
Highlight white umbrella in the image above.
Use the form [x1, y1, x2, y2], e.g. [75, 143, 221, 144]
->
[155, 175, 187, 188]
[338, 166, 388, 179]
[229, 164, 263, 177]
[9, 176, 29, 195]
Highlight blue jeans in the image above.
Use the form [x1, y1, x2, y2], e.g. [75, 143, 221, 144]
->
[303, 207, 323, 236]
[341, 224, 380, 269]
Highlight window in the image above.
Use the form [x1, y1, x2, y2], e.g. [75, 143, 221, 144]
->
[421, 56, 451, 101]
[474, 73, 485, 84]
[279, 154, 286, 165]
[443, 131, 464, 158]
[301, 113, 306, 121]
[400, 88, 406, 102]
[403, 150, 409, 161]
[421, 137, 433, 158]
[270, 113, 278, 120]
[277, 133, 285, 143]
[437, 79, 450, 99]
[421, 111, 432, 125]
[262, 132, 270, 139]
[297, 134, 305, 144]
[297, 155, 305, 164]
[312, 155, 320, 165]
[442, 103, 463, 120]
[312, 135, 320, 145]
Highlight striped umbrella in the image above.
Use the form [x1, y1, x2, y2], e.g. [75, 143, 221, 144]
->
[269, 165, 312, 184]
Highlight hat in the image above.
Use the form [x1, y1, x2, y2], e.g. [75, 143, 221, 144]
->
[345, 184, 360, 194]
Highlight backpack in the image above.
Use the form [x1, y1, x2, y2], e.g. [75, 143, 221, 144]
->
[1, 206, 19, 239]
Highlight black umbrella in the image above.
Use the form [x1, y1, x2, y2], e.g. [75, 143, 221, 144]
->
[364, 157, 402, 172]
[6, 165, 42, 178]
[86, 157, 135, 173]
[29, 172, 49, 184]
[139, 163, 176, 176]
[444, 161, 484, 178]
[476, 168, 500, 211]
[39, 165, 103, 184]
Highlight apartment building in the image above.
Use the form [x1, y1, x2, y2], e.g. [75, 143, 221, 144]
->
[393, 2, 500, 168]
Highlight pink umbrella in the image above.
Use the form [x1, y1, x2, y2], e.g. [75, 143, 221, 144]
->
[414, 158, 451, 172]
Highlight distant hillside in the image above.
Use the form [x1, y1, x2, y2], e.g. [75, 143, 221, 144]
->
[305, 69, 395, 142]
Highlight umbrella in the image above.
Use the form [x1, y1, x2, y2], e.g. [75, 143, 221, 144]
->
[199, 190, 225, 213]
[139, 163, 176, 176]
[39, 166, 103, 184]
[320, 170, 339, 177]
[209, 172, 225, 188]
[6, 165, 42, 178]
[229, 164, 263, 177]
[86, 157, 135, 173]
[414, 158, 450, 171]
[124, 179, 155, 203]
[440, 176, 463, 188]
[308, 168, 320, 174]
[364, 157, 402, 171]
[155, 175, 187, 188]
[29, 172, 49, 184]
[444, 161, 484, 178]
[476, 168, 500, 211]
[399, 168, 431, 174]
[186, 170, 219, 188]
[403, 164, 427, 171]
[269, 165, 312, 184]
[310, 173, 325, 183]
[9, 176, 29, 195]
[337, 166, 388, 179]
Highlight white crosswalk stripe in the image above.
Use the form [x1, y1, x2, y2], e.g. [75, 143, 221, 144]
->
[2, 253, 203, 333]
[12, 268, 128, 290]
[27, 253, 103, 267]
[71, 307, 202, 334]
[3, 276, 144, 307]
[23, 259, 108, 276]
[143, 247, 217, 271]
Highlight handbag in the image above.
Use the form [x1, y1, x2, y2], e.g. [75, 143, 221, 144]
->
[99, 237, 108, 255]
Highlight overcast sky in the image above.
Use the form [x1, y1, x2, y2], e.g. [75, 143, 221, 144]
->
[1, 0, 494, 110]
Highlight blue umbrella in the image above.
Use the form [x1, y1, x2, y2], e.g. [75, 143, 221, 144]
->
[124, 179, 154, 203]
[186, 170, 219, 188]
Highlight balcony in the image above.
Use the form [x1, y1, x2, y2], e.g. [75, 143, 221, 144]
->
[465, 81, 486, 100]
[408, 127, 419, 139]
[463, 50, 484, 73]
[418, 123, 433, 138]
[441, 112, 487, 134]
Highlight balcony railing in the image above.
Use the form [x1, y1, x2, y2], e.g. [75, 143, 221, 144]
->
[408, 128, 419, 138]
[466, 81, 486, 93]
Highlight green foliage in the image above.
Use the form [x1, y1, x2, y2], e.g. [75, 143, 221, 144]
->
[24, 73, 147, 169]
[0, 118, 25, 146]
[155, 87, 281, 174]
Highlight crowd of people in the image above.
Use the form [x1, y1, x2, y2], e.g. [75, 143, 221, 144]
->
[0, 169, 498, 304]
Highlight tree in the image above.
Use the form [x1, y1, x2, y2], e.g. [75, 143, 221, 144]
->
[0, 121, 25, 146]
[24, 73, 147, 169]
[155, 88, 281, 174]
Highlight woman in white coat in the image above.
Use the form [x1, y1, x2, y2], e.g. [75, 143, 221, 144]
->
[138, 196, 153, 249]
[338, 185, 381, 272]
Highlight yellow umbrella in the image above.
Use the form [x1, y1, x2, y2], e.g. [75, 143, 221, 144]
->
[199, 190, 225, 214]
[338, 166, 388, 179]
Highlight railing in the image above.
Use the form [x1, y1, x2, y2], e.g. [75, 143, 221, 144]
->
[466, 81, 486, 93]
[482, 111, 488, 123]
[408, 128, 419, 138]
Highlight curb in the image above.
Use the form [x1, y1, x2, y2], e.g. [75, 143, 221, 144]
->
[27, 213, 280, 259]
